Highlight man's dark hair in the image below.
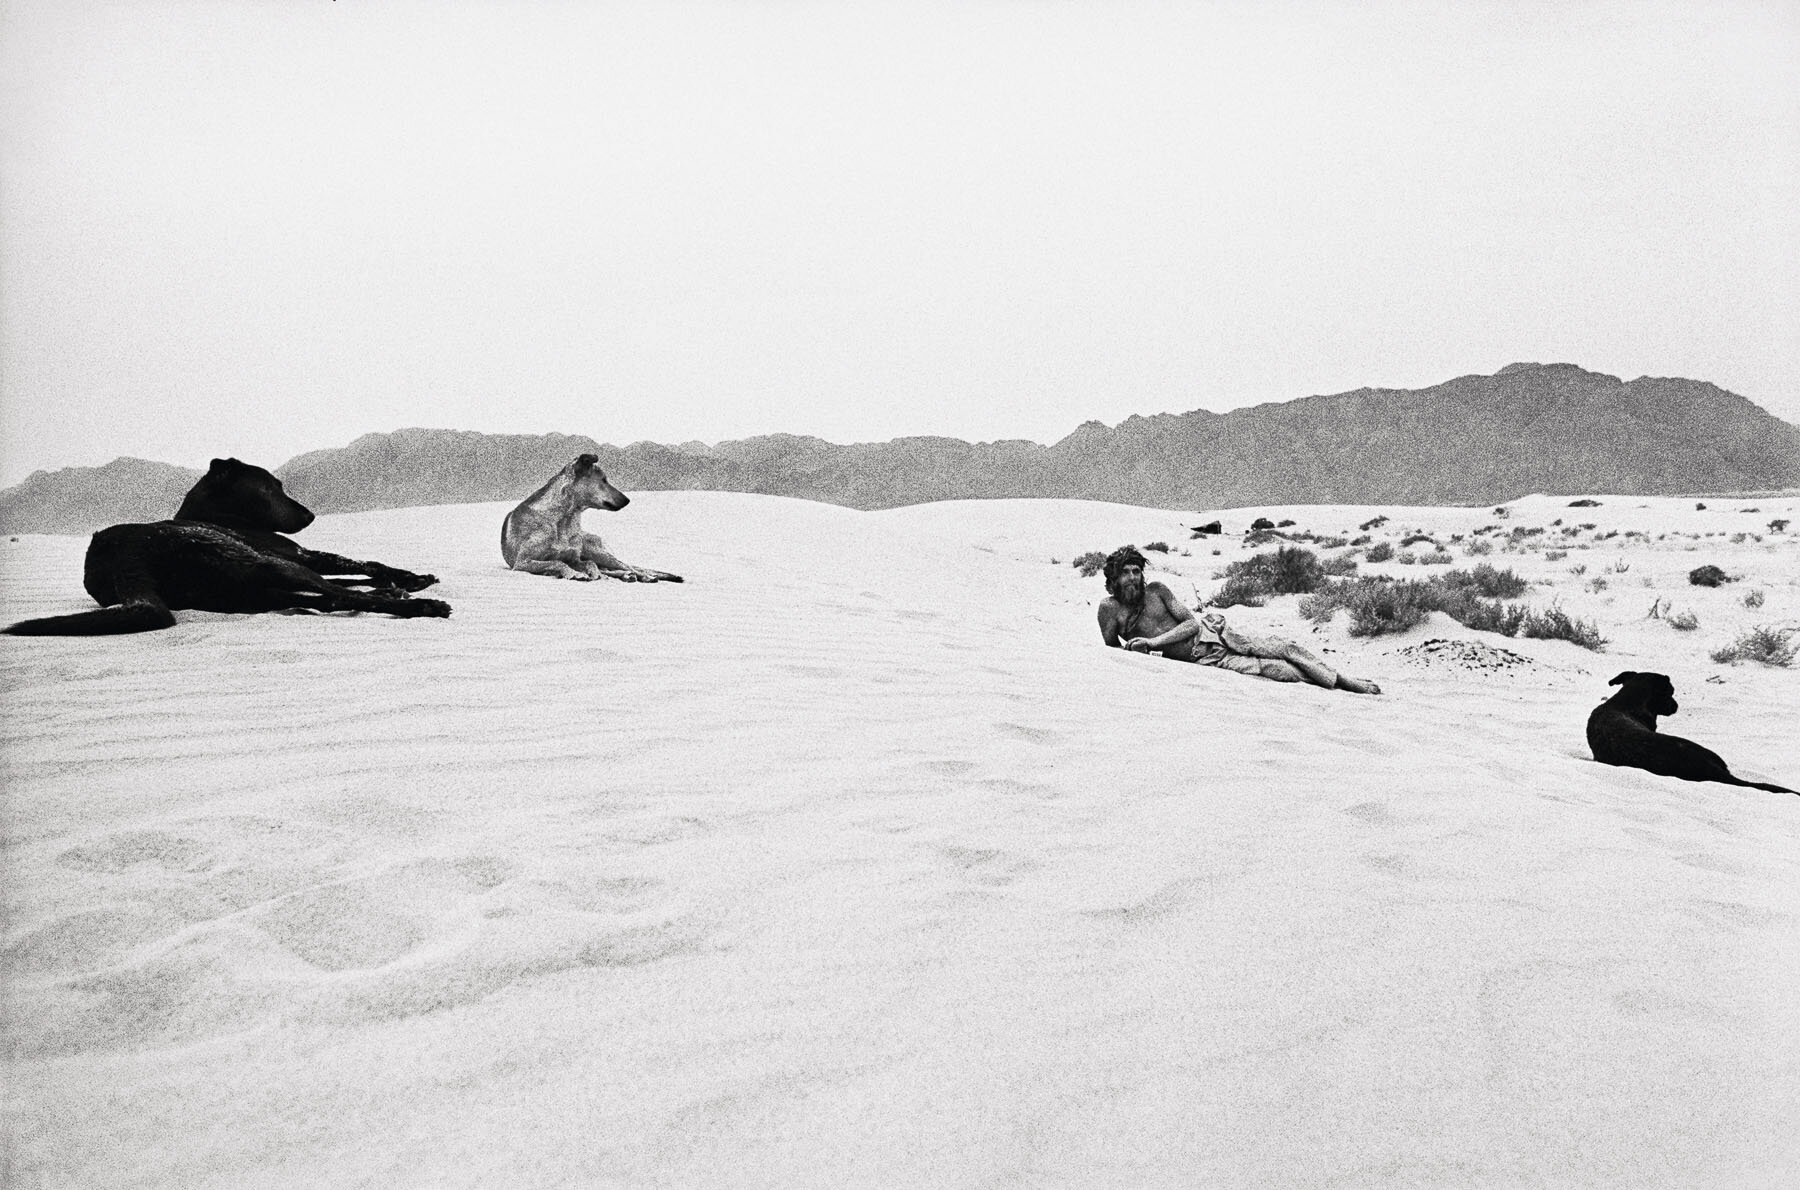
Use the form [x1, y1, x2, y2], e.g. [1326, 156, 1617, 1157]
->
[1103, 545, 1149, 598]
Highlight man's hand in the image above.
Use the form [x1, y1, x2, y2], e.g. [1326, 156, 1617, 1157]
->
[1122, 637, 1155, 653]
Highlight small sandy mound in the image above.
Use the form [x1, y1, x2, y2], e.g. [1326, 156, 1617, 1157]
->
[1391, 637, 1540, 676]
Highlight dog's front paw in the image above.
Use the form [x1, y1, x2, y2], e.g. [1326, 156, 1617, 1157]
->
[405, 599, 452, 618]
[392, 571, 438, 591]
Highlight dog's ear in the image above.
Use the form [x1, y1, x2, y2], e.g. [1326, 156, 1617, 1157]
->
[209, 458, 228, 472]
[574, 453, 598, 473]
[1607, 671, 1638, 687]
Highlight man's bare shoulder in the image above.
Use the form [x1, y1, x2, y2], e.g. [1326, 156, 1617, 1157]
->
[1097, 595, 1123, 619]
[1144, 580, 1184, 606]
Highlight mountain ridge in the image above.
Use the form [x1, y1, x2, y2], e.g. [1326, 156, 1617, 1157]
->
[4, 363, 1797, 534]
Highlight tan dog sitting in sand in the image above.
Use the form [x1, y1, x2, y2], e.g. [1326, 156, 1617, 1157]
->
[501, 454, 683, 582]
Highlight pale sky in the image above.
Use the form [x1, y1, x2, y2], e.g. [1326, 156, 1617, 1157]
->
[2, 0, 1796, 487]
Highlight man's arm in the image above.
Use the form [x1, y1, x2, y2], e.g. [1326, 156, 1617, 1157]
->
[1097, 599, 1124, 647]
[1122, 584, 1199, 652]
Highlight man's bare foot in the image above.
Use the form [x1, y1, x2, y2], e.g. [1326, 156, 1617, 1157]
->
[1338, 675, 1382, 695]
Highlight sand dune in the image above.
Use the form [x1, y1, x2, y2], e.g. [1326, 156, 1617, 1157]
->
[3, 491, 1797, 1187]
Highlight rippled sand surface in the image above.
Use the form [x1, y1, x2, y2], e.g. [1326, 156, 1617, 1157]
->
[3, 491, 1797, 1187]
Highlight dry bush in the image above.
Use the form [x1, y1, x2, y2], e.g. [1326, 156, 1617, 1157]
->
[1208, 546, 1328, 608]
[1519, 605, 1608, 650]
[1366, 541, 1395, 562]
[1072, 551, 1107, 577]
[1444, 563, 1529, 599]
[1298, 573, 1603, 649]
[1743, 589, 1765, 609]
[1710, 626, 1797, 667]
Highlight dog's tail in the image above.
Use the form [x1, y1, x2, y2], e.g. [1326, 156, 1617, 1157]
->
[4, 597, 177, 635]
[1744, 779, 1797, 795]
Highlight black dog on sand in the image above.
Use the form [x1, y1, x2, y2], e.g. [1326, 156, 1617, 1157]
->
[3, 458, 448, 635]
[1587, 671, 1793, 795]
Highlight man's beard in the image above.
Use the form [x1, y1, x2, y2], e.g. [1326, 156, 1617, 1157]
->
[1116, 577, 1145, 608]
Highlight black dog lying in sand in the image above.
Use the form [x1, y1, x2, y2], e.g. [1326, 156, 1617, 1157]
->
[1587, 671, 1793, 794]
[3, 458, 448, 636]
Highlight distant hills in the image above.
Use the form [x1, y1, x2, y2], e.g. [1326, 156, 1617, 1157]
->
[4, 363, 1798, 535]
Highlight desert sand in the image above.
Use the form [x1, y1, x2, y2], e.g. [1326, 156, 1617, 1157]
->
[3, 490, 1797, 1188]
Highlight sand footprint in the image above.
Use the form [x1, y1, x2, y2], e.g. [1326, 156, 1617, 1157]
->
[934, 843, 1039, 888]
[250, 854, 518, 972]
[2, 903, 185, 977]
[58, 830, 215, 874]
[993, 721, 1058, 745]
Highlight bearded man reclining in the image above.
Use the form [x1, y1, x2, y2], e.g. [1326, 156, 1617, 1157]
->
[1096, 545, 1380, 695]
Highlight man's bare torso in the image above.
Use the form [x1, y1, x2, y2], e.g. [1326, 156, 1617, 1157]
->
[1099, 581, 1199, 661]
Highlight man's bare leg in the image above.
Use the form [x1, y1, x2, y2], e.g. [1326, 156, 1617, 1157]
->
[1250, 636, 1381, 694]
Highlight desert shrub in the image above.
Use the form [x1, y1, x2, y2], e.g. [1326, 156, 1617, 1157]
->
[1397, 550, 1418, 565]
[1740, 507, 1760, 513]
[1457, 599, 1528, 636]
[1567, 498, 1601, 507]
[1493, 506, 1511, 518]
[1072, 551, 1107, 577]
[1730, 532, 1747, 545]
[1359, 515, 1388, 531]
[1770, 519, 1789, 533]
[1668, 609, 1699, 631]
[1366, 541, 1395, 562]
[1208, 576, 1269, 608]
[1569, 564, 1586, 576]
[1399, 533, 1435, 547]
[1300, 574, 1532, 641]
[1688, 565, 1730, 587]
[1695, 502, 1706, 510]
[1743, 589, 1765, 609]
[1544, 549, 1567, 561]
[1143, 541, 1170, 553]
[1443, 563, 1528, 599]
[1608, 559, 1631, 573]
[1419, 550, 1454, 564]
[1219, 546, 1326, 597]
[1463, 539, 1494, 556]
[1586, 577, 1608, 593]
[1350, 534, 1372, 547]
[1276, 519, 1295, 528]
[1300, 578, 1433, 637]
[1520, 605, 1608, 650]
[1250, 517, 1275, 531]
[1321, 553, 1359, 576]
[1243, 529, 1289, 547]
[1710, 626, 1797, 667]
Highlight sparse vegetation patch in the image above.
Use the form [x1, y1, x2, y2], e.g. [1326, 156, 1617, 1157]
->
[1208, 546, 1328, 608]
[1710, 626, 1797, 667]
